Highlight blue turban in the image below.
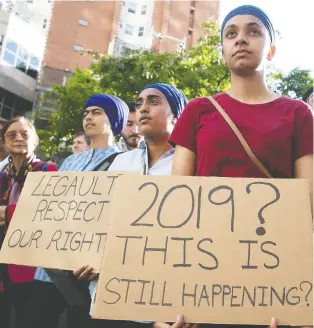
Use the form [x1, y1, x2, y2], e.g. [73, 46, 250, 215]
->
[84, 94, 129, 136]
[144, 83, 188, 118]
[221, 5, 275, 44]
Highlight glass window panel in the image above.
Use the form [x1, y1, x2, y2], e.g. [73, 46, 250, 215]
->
[6, 40, 17, 53]
[3, 51, 15, 65]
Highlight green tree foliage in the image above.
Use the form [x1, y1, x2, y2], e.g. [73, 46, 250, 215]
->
[268, 67, 313, 99]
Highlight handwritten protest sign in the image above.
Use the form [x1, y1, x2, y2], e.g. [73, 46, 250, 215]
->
[0, 171, 126, 271]
[93, 175, 313, 325]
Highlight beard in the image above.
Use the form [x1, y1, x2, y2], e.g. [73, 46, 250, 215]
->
[123, 135, 139, 148]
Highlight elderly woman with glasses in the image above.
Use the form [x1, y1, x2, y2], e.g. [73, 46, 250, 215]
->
[0, 116, 57, 328]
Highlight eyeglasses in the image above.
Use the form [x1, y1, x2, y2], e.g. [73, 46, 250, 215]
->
[5, 131, 31, 141]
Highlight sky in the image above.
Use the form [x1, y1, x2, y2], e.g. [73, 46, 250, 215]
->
[219, 0, 314, 75]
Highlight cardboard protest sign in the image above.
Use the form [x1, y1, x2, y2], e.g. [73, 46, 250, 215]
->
[93, 175, 313, 325]
[0, 171, 126, 271]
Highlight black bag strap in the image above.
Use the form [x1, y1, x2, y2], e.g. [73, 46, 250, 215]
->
[93, 152, 122, 171]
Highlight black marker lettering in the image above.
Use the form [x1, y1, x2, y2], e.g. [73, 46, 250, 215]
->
[80, 233, 94, 252]
[239, 240, 258, 269]
[83, 202, 96, 222]
[142, 236, 168, 265]
[242, 286, 256, 306]
[121, 278, 136, 303]
[196, 186, 202, 229]
[53, 176, 69, 196]
[70, 232, 82, 251]
[46, 230, 62, 250]
[91, 177, 102, 196]
[157, 185, 194, 228]
[29, 230, 42, 248]
[149, 281, 159, 306]
[60, 231, 73, 251]
[96, 200, 109, 222]
[222, 285, 231, 306]
[31, 175, 46, 196]
[286, 287, 300, 305]
[64, 176, 78, 197]
[172, 237, 193, 268]
[261, 241, 280, 269]
[73, 201, 88, 221]
[182, 283, 197, 306]
[257, 286, 268, 306]
[107, 175, 119, 196]
[79, 176, 95, 196]
[198, 285, 209, 307]
[131, 182, 159, 227]
[116, 235, 143, 264]
[56, 201, 67, 221]
[8, 229, 22, 248]
[161, 281, 172, 307]
[212, 284, 222, 307]
[43, 201, 58, 221]
[270, 286, 285, 306]
[19, 230, 31, 247]
[103, 277, 121, 304]
[135, 280, 150, 305]
[95, 233, 107, 252]
[231, 286, 241, 307]
[197, 238, 218, 270]
[208, 185, 235, 232]
[33, 199, 48, 222]
[65, 201, 78, 221]
[42, 175, 59, 196]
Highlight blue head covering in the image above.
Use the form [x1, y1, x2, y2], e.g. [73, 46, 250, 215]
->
[221, 5, 275, 44]
[84, 94, 129, 136]
[144, 83, 188, 118]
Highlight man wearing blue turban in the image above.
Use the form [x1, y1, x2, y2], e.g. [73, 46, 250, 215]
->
[30, 94, 129, 328]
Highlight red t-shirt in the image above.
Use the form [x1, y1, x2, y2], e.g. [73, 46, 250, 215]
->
[169, 93, 313, 178]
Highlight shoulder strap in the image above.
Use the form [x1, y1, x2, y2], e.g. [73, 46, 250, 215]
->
[207, 96, 273, 178]
[93, 152, 122, 171]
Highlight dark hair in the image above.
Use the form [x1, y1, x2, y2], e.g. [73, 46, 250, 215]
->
[303, 86, 313, 102]
[73, 132, 91, 146]
[127, 102, 136, 113]
[0, 116, 39, 146]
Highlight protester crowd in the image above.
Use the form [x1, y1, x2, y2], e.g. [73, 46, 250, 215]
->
[0, 5, 313, 328]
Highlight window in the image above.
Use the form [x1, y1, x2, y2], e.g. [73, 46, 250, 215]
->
[141, 5, 147, 15]
[1, 107, 12, 120]
[16, 58, 27, 72]
[6, 40, 18, 53]
[3, 93, 15, 108]
[73, 45, 84, 52]
[190, 8, 195, 14]
[30, 55, 40, 68]
[125, 24, 133, 36]
[18, 45, 29, 61]
[128, 3, 136, 14]
[138, 27, 144, 37]
[3, 51, 15, 65]
[188, 28, 193, 36]
[78, 19, 88, 27]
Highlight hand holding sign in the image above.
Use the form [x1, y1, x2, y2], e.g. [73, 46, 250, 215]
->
[153, 314, 200, 328]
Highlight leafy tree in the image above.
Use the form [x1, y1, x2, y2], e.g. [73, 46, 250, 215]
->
[268, 67, 313, 99]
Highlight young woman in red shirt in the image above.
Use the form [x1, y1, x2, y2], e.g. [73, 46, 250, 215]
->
[161, 4, 313, 328]
[170, 5, 313, 202]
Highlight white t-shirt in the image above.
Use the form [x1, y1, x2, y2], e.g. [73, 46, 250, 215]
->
[89, 143, 174, 317]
